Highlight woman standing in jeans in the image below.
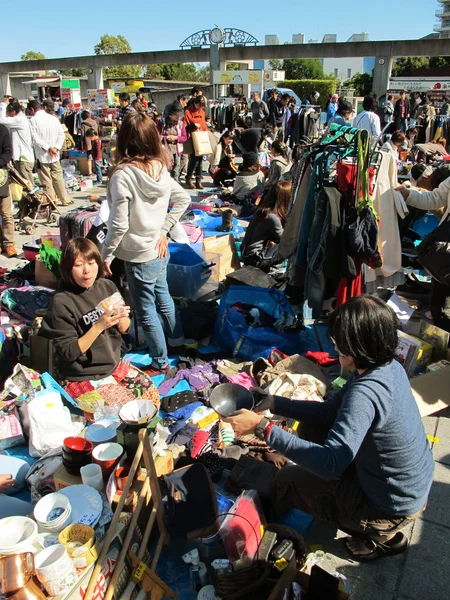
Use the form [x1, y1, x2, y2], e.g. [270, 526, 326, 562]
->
[102, 112, 190, 375]
[184, 95, 207, 189]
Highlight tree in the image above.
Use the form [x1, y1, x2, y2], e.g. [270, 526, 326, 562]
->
[392, 57, 430, 77]
[429, 56, 450, 69]
[21, 51, 46, 61]
[342, 72, 373, 96]
[94, 34, 141, 79]
[143, 64, 164, 80]
[58, 68, 87, 77]
[268, 59, 283, 71]
[282, 58, 325, 80]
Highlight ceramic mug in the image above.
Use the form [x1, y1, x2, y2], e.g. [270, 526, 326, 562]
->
[34, 544, 77, 596]
[0, 553, 35, 595]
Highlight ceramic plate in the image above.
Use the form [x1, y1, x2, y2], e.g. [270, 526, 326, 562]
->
[60, 485, 103, 527]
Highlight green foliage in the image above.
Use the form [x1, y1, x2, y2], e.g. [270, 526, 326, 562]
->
[392, 57, 430, 77]
[144, 63, 210, 82]
[281, 80, 337, 107]
[94, 34, 140, 79]
[268, 59, 283, 70]
[429, 56, 450, 69]
[342, 72, 373, 96]
[282, 58, 325, 80]
[58, 68, 87, 77]
[21, 51, 46, 61]
[226, 63, 240, 71]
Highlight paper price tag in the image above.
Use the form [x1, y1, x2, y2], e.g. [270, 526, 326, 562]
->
[45, 403, 55, 408]
[134, 562, 146, 581]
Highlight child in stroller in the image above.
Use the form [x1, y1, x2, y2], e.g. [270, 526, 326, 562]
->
[7, 164, 61, 235]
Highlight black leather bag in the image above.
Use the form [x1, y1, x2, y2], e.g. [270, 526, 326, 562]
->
[417, 217, 450, 286]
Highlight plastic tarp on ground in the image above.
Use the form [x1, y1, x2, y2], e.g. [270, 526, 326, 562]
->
[212, 286, 300, 361]
[189, 210, 244, 238]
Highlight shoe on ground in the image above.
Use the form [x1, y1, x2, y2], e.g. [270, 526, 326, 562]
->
[94, 181, 102, 186]
[4, 245, 18, 258]
[196, 179, 204, 190]
[142, 363, 171, 377]
[186, 178, 196, 190]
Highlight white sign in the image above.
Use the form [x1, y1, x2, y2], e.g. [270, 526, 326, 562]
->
[213, 70, 262, 85]
[389, 77, 450, 92]
[264, 70, 286, 82]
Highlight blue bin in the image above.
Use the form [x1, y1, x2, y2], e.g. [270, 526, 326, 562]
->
[167, 243, 218, 299]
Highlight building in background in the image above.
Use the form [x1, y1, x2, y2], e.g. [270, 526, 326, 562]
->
[435, 0, 450, 38]
[292, 33, 305, 44]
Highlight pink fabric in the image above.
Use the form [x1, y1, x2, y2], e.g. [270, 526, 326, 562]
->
[228, 372, 257, 390]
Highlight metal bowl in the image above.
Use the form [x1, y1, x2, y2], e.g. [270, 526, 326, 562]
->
[209, 384, 254, 418]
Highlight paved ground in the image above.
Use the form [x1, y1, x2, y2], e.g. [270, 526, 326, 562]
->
[3, 168, 449, 599]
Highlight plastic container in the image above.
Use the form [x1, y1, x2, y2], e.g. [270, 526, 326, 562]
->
[167, 243, 220, 299]
[23, 244, 40, 261]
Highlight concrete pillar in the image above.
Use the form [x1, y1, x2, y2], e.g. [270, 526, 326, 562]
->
[87, 66, 104, 90]
[0, 73, 12, 98]
[373, 57, 393, 98]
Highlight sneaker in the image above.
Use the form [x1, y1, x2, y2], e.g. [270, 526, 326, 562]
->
[142, 364, 171, 377]
[94, 181, 103, 186]
[4, 245, 18, 258]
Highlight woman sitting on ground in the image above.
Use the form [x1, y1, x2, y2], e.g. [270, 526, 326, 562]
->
[240, 180, 291, 271]
[265, 140, 290, 186]
[40, 237, 161, 411]
[231, 152, 265, 203]
[209, 131, 236, 178]
[225, 295, 434, 562]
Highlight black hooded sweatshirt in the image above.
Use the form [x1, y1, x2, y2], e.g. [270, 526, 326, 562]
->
[39, 278, 122, 382]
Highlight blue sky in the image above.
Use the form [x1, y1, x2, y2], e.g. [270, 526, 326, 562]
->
[1, 0, 437, 63]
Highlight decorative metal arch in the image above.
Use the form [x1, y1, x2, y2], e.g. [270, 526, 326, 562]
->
[180, 28, 258, 49]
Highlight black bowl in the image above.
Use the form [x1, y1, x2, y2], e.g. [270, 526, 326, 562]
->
[62, 453, 92, 469]
[209, 383, 254, 418]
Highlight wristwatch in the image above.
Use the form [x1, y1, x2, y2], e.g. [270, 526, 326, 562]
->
[255, 417, 272, 440]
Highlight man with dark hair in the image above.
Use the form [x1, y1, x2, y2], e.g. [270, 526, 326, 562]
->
[0, 122, 18, 257]
[394, 90, 410, 132]
[224, 294, 434, 562]
[268, 92, 290, 139]
[117, 92, 135, 127]
[191, 86, 203, 98]
[164, 94, 188, 118]
[80, 110, 98, 154]
[28, 99, 72, 206]
[0, 98, 34, 185]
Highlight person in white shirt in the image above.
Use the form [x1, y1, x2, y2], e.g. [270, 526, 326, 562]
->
[353, 93, 381, 142]
[0, 100, 35, 185]
[28, 99, 72, 206]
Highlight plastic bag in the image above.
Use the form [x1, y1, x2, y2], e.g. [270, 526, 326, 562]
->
[27, 389, 81, 457]
[212, 286, 299, 360]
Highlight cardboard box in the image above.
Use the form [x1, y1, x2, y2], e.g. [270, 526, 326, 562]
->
[268, 557, 350, 600]
[154, 451, 174, 477]
[54, 464, 83, 490]
[411, 366, 450, 417]
[77, 157, 92, 176]
[202, 234, 241, 281]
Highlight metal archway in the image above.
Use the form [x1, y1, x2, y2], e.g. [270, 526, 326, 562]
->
[180, 28, 258, 49]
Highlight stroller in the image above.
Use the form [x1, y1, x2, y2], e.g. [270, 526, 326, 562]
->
[8, 164, 61, 235]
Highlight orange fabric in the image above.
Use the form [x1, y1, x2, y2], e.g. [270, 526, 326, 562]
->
[184, 106, 207, 133]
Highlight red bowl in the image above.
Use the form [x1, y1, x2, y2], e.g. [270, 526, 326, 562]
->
[115, 466, 131, 491]
[63, 437, 94, 453]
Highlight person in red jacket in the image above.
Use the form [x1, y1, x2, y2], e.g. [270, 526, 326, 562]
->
[183, 95, 207, 189]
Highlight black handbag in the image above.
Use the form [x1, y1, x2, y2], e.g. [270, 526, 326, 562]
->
[417, 216, 450, 286]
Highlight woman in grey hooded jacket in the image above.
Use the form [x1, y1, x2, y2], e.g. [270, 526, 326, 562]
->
[102, 112, 191, 375]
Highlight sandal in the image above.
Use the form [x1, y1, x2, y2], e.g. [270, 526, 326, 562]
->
[344, 532, 408, 562]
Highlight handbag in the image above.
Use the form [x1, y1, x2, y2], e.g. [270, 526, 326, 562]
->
[0, 168, 10, 198]
[417, 216, 450, 285]
[192, 130, 213, 157]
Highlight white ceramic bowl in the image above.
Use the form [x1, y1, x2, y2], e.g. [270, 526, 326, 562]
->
[92, 442, 123, 471]
[34, 493, 72, 532]
[85, 419, 119, 445]
[119, 399, 157, 424]
[0, 517, 38, 554]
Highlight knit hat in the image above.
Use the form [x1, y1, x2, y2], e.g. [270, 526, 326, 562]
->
[241, 152, 259, 169]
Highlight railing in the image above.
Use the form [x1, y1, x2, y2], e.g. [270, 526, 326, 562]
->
[434, 23, 450, 31]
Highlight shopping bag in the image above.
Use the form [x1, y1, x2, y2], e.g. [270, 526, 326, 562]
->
[192, 131, 212, 157]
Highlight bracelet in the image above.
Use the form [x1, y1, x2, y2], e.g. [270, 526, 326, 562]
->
[264, 421, 275, 441]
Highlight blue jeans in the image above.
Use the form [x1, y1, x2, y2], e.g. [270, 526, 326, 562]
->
[94, 160, 103, 184]
[125, 256, 184, 368]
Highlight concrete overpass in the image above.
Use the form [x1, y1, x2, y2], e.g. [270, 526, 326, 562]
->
[1, 38, 450, 98]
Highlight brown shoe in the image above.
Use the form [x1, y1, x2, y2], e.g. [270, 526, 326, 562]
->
[195, 178, 204, 190]
[186, 178, 195, 190]
[4, 245, 18, 258]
